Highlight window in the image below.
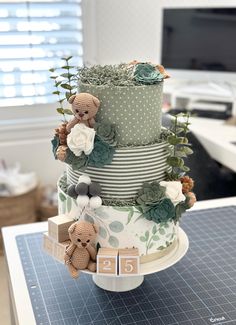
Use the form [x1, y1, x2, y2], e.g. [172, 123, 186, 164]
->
[0, 0, 83, 107]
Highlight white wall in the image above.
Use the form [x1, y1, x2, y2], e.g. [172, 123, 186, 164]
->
[0, 104, 65, 185]
[82, 0, 162, 65]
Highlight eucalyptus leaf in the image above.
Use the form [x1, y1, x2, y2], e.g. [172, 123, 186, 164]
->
[61, 73, 74, 78]
[175, 150, 187, 158]
[167, 135, 182, 145]
[140, 236, 147, 242]
[99, 226, 107, 239]
[126, 210, 134, 225]
[152, 235, 159, 241]
[157, 246, 165, 250]
[61, 65, 75, 70]
[61, 202, 66, 214]
[167, 156, 184, 167]
[64, 109, 73, 115]
[179, 137, 188, 144]
[67, 197, 72, 213]
[134, 214, 144, 223]
[148, 242, 154, 250]
[176, 127, 185, 134]
[59, 193, 66, 202]
[52, 90, 60, 95]
[145, 230, 149, 240]
[182, 146, 193, 155]
[65, 92, 71, 100]
[84, 214, 94, 224]
[63, 56, 73, 61]
[152, 225, 157, 235]
[96, 208, 110, 219]
[57, 108, 64, 114]
[61, 83, 72, 90]
[109, 221, 124, 233]
[179, 165, 190, 172]
[159, 228, 165, 235]
[108, 236, 119, 248]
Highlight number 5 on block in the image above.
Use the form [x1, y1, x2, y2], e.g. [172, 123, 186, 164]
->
[97, 248, 118, 275]
[119, 248, 140, 275]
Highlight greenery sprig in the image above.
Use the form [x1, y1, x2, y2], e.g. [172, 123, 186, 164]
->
[166, 113, 193, 180]
[49, 56, 78, 119]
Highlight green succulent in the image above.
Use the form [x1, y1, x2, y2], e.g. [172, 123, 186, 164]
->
[133, 63, 164, 85]
[51, 135, 60, 158]
[88, 136, 115, 168]
[136, 181, 166, 206]
[174, 196, 191, 222]
[95, 122, 117, 146]
[64, 149, 88, 171]
[143, 198, 175, 224]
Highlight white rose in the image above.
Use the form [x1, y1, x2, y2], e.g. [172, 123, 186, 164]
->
[160, 181, 185, 206]
[67, 124, 95, 156]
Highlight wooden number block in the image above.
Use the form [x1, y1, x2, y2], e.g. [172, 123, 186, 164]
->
[43, 232, 53, 255]
[48, 214, 74, 242]
[43, 232, 70, 263]
[119, 248, 140, 276]
[97, 248, 118, 275]
[53, 240, 70, 263]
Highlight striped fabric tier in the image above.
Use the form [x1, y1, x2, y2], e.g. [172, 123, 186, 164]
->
[67, 141, 171, 200]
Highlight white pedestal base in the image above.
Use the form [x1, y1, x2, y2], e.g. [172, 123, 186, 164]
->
[92, 274, 144, 292]
[84, 228, 189, 292]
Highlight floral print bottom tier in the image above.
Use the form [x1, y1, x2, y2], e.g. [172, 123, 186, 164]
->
[58, 176, 178, 262]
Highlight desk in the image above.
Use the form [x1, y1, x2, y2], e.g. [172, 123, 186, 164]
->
[189, 117, 236, 172]
[2, 197, 236, 325]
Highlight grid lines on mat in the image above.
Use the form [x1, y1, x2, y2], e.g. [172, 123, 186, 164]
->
[16, 205, 236, 325]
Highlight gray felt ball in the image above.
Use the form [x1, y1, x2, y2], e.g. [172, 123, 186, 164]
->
[89, 182, 102, 196]
[75, 182, 89, 195]
[67, 185, 77, 199]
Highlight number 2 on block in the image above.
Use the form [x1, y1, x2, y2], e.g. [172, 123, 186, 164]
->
[103, 259, 112, 271]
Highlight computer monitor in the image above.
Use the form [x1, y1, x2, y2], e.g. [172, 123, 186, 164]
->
[159, 0, 236, 82]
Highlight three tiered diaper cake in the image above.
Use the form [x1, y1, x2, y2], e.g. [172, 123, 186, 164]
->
[44, 59, 196, 290]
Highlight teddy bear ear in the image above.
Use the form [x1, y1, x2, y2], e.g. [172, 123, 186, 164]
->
[92, 97, 100, 108]
[68, 222, 77, 234]
[92, 224, 99, 234]
[68, 94, 77, 104]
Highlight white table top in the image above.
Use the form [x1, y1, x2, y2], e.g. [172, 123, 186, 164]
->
[189, 117, 236, 172]
[2, 197, 236, 325]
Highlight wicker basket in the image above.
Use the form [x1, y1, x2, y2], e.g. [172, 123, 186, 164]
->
[0, 187, 38, 254]
[38, 204, 58, 221]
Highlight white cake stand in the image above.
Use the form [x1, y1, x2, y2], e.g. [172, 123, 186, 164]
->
[83, 227, 189, 292]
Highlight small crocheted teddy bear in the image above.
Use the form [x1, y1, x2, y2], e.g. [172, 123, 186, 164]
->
[66, 93, 100, 132]
[64, 220, 98, 278]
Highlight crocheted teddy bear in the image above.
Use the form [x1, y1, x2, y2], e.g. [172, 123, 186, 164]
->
[64, 220, 98, 278]
[66, 93, 100, 132]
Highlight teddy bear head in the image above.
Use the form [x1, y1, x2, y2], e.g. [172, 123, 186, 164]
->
[68, 93, 100, 122]
[68, 220, 98, 249]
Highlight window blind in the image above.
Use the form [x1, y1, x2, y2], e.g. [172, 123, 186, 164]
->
[0, 0, 83, 107]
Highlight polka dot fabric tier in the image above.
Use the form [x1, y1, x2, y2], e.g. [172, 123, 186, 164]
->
[67, 141, 171, 200]
[79, 82, 163, 146]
